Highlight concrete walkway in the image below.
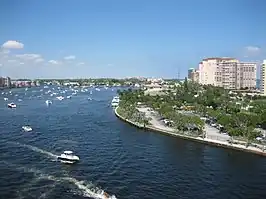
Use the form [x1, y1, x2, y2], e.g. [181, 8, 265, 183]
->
[135, 107, 266, 156]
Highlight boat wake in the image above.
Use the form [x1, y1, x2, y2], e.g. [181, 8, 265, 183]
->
[8, 142, 58, 160]
[2, 145, 116, 199]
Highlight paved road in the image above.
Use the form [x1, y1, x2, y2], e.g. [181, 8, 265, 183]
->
[138, 107, 230, 142]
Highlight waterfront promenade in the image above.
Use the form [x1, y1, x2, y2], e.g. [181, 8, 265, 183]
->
[115, 107, 266, 156]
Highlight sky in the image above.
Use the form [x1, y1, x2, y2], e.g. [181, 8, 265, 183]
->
[0, 0, 265, 79]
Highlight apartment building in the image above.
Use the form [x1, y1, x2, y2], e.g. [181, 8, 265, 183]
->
[0, 76, 11, 88]
[260, 60, 266, 95]
[191, 69, 199, 83]
[187, 68, 195, 80]
[195, 57, 256, 90]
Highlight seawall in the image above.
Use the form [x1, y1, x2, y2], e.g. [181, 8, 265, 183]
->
[114, 107, 266, 157]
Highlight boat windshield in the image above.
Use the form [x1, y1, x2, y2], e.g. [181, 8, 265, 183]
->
[64, 151, 73, 155]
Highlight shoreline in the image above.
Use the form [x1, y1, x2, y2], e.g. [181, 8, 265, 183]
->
[114, 107, 266, 157]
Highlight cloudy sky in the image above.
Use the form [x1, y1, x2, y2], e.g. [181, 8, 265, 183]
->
[0, 0, 265, 79]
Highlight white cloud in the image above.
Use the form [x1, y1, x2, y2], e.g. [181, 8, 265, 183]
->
[35, 58, 44, 63]
[64, 55, 76, 60]
[15, 54, 41, 60]
[77, 62, 85, 65]
[2, 40, 24, 49]
[48, 60, 60, 64]
[245, 46, 260, 52]
[107, 63, 113, 66]
[20, 62, 24, 65]
[7, 59, 16, 63]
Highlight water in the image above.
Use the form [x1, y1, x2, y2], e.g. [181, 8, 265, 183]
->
[1, 87, 266, 199]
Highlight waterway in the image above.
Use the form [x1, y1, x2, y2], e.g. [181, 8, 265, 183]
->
[0, 86, 266, 199]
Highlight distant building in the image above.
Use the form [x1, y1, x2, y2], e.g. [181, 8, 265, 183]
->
[0, 77, 5, 87]
[260, 60, 266, 95]
[191, 70, 199, 83]
[187, 68, 195, 80]
[195, 57, 257, 90]
[0, 76, 11, 88]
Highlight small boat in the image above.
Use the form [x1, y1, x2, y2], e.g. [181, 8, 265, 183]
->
[58, 151, 80, 164]
[111, 96, 120, 107]
[22, 126, 32, 132]
[66, 96, 71, 99]
[56, 96, 64, 100]
[46, 100, 52, 105]
[8, 103, 16, 108]
[4, 97, 8, 101]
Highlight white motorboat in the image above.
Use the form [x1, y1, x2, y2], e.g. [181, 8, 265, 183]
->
[58, 151, 80, 164]
[95, 190, 117, 199]
[66, 96, 71, 99]
[46, 100, 52, 105]
[56, 96, 64, 100]
[4, 97, 8, 101]
[22, 126, 32, 132]
[8, 103, 16, 108]
[111, 96, 120, 107]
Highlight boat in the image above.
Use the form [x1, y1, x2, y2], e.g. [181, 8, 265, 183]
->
[111, 96, 120, 107]
[93, 189, 117, 199]
[22, 126, 32, 132]
[46, 100, 52, 105]
[56, 96, 64, 100]
[8, 103, 16, 108]
[4, 97, 8, 101]
[58, 151, 80, 164]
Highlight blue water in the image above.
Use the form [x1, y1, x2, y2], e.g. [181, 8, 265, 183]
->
[0, 86, 266, 199]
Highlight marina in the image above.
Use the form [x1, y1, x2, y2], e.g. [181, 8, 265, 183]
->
[0, 86, 266, 199]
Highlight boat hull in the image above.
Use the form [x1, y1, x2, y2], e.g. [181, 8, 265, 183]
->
[58, 156, 79, 164]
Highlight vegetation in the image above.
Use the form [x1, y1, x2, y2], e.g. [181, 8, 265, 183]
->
[35, 78, 144, 87]
[117, 89, 151, 127]
[117, 79, 266, 144]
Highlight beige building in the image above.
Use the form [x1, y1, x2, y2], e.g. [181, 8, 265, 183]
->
[260, 60, 266, 95]
[191, 69, 199, 83]
[196, 57, 256, 90]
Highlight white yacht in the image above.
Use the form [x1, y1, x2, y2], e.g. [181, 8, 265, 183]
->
[58, 151, 80, 164]
[8, 103, 16, 108]
[4, 97, 8, 101]
[22, 126, 32, 132]
[46, 100, 52, 105]
[56, 96, 64, 101]
[95, 190, 117, 199]
[111, 96, 120, 107]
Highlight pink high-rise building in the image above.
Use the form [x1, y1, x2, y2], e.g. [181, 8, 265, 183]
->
[194, 57, 256, 90]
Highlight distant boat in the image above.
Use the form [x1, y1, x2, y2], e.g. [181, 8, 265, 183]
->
[111, 96, 120, 107]
[22, 126, 32, 132]
[58, 151, 80, 164]
[66, 96, 71, 99]
[46, 100, 52, 105]
[4, 97, 8, 101]
[8, 103, 16, 108]
[56, 96, 64, 100]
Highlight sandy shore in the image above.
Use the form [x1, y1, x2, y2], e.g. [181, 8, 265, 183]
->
[115, 107, 266, 157]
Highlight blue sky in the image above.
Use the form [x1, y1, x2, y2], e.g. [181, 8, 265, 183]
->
[0, 0, 265, 79]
